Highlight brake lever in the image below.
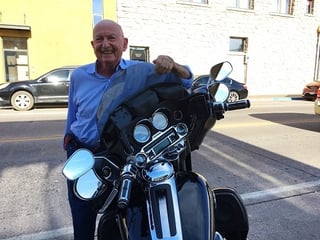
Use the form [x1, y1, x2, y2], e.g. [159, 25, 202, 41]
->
[98, 181, 120, 213]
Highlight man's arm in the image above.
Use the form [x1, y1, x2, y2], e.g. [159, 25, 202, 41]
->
[153, 55, 192, 79]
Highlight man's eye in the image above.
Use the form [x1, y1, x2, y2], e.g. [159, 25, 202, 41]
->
[107, 36, 117, 41]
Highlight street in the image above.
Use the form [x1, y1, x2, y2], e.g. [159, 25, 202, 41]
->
[0, 98, 319, 239]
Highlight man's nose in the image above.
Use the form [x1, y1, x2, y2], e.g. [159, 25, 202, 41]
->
[102, 38, 110, 47]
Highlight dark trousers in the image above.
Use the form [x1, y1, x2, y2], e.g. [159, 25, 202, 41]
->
[66, 142, 98, 240]
[67, 180, 98, 240]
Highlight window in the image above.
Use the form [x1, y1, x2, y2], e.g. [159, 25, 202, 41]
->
[272, 0, 294, 15]
[92, 0, 103, 26]
[306, 0, 314, 14]
[3, 37, 29, 82]
[229, 0, 254, 9]
[46, 70, 70, 83]
[179, 0, 208, 4]
[194, 76, 210, 86]
[229, 37, 248, 52]
[130, 46, 150, 62]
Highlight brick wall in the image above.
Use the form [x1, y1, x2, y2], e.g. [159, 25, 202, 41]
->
[116, 0, 320, 96]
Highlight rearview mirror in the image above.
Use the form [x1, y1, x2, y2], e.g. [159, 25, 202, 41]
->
[62, 149, 95, 180]
[215, 83, 230, 102]
[210, 61, 233, 81]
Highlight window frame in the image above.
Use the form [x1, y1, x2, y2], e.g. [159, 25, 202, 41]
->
[273, 0, 295, 15]
[177, 0, 208, 4]
[229, 0, 254, 10]
[306, 0, 314, 15]
[229, 37, 248, 53]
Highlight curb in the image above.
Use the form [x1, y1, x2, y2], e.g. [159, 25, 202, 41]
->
[248, 95, 304, 102]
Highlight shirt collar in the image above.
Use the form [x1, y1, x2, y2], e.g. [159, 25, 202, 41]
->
[87, 59, 129, 75]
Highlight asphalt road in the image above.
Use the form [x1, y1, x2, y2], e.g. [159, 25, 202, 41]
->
[0, 98, 319, 240]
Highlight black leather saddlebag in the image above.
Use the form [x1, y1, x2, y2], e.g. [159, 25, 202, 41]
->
[213, 187, 249, 240]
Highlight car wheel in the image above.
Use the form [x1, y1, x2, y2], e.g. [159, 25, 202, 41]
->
[228, 91, 240, 102]
[11, 91, 35, 111]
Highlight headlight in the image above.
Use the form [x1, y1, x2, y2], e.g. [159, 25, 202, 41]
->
[133, 124, 150, 143]
[152, 112, 168, 130]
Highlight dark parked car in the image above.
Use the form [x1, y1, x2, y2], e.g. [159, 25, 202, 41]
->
[193, 75, 248, 102]
[0, 66, 77, 111]
[302, 80, 320, 101]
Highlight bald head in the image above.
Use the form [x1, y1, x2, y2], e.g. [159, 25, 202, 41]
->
[91, 19, 128, 76]
[93, 19, 124, 39]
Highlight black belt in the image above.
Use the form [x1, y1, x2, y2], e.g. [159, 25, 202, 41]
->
[64, 132, 103, 153]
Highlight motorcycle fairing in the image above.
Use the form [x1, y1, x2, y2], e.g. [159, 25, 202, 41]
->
[99, 82, 190, 158]
[99, 81, 215, 163]
[96, 63, 188, 136]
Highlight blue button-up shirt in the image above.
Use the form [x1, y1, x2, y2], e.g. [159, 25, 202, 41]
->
[65, 59, 192, 148]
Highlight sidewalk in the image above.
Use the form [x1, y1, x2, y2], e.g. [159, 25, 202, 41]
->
[248, 94, 304, 102]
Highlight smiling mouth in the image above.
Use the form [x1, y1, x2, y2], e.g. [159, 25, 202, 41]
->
[102, 52, 112, 55]
[101, 48, 113, 55]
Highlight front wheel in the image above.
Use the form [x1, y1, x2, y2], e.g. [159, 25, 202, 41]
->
[11, 91, 34, 111]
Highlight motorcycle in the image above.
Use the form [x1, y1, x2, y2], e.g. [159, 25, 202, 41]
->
[63, 61, 250, 240]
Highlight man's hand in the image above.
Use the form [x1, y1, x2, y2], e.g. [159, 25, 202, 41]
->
[153, 55, 174, 74]
[153, 55, 191, 79]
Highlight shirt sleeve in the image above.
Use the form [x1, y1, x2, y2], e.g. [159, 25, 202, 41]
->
[64, 73, 77, 138]
[180, 65, 194, 89]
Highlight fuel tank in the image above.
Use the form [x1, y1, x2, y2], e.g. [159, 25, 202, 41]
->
[176, 171, 215, 240]
[124, 171, 216, 240]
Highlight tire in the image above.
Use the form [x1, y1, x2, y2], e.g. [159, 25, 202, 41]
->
[227, 91, 240, 102]
[10, 91, 35, 111]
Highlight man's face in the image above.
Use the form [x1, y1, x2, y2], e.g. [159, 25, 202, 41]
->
[91, 21, 128, 66]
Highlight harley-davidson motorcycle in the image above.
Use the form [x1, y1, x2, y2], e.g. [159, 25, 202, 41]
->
[63, 61, 250, 240]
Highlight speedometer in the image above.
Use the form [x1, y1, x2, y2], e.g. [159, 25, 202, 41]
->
[133, 124, 151, 143]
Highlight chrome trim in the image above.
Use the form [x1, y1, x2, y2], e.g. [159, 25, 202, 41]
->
[142, 160, 174, 183]
[145, 175, 183, 240]
[136, 124, 188, 162]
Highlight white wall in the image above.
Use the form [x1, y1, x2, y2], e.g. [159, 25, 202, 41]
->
[117, 0, 320, 96]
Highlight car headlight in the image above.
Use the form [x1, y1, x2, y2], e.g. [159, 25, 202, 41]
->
[133, 124, 151, 143]
[0, 83, 10, 89]
[151, 112, 168, 130]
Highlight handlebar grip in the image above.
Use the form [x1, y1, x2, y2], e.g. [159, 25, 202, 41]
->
[118, 176, 133, 208]
[225, 99, 250, 111]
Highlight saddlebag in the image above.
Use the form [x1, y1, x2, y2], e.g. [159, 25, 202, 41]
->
[213, 187, 249, 240]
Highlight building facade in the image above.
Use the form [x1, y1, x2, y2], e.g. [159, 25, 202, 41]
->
[117, 0, 320, 95]
[0, 0, 116, 84]
[1, 0, 319, 95]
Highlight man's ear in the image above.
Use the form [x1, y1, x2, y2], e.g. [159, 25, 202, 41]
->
[123, 38, 128, 51]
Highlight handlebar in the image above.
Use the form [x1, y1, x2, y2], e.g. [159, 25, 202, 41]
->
[211, 99, 251, 120]
[118, 176, 133, 208]
[224, 99, 251, 111]
[117, 162, 137, 208]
